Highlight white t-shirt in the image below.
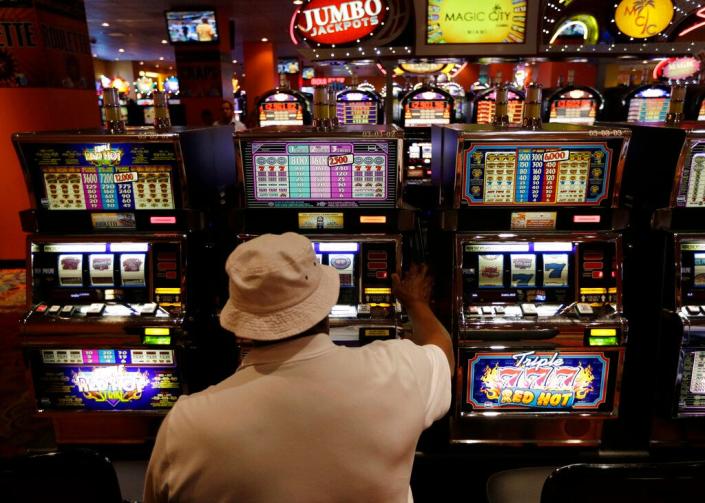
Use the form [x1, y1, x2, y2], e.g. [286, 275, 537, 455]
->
[143, 333, 451, 503]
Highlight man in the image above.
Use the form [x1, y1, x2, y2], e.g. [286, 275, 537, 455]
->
[214, 99, 246, 132]
[195, 17, 214, 41]
[144, 232, 453, 503]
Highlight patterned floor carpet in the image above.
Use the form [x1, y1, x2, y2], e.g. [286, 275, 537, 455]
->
[0, 268, 55, 458]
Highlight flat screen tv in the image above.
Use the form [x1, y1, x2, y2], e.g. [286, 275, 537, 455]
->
[278, 58, 300, 74]
[166, 10, 219, 43]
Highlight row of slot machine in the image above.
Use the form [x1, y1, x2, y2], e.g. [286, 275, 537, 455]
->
[255, 82, 705, 190]
[12, 86, 705, 455]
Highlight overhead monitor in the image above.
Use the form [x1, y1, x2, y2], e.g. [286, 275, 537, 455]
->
[165, 10, 219, 43]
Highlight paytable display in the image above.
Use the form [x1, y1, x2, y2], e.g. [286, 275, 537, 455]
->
[461, 143, 611, 205]
[243, 140, 398, 208]
[19, 142, 179, 211]
[674, 144, 705, 207]
[336, 92, 379, 125]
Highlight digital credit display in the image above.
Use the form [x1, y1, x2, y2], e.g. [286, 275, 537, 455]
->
[19, 142, 179, 211]
[34, 348, 181, 411]
[461, 143, 611, 205]
[676, 143, 705, 208]
[242, 140, 398, 208]
[463, 350, 612, 412]
[336, 92, 378, 125]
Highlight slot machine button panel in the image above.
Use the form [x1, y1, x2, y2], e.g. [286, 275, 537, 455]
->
[47, 305, 61, 316]
[481, 306, 495, 315]
[687, 305, 702, 316]
[468, 306, 482, 316]
[35, 304, 48, 313]
[576, 303, 595, 316]
[521, 303, 538, 316]
[86, 303, 105, 316]
[140, 303, 158, 316]
[59, 305, 75, 317]
[494, 306, 505, 315]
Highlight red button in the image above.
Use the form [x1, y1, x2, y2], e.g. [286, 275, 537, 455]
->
[368, 261, 387, 270]
[591, 270, 604, 279]
[36, 304, 48, 312]
[376, 271, 388, 279]
[583, 261, 603, 270]
[158, 262, 177, 271]
[165, 271, 178, 280]
[368, 251, 388, 261]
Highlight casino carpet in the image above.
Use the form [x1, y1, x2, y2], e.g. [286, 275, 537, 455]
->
[0, 268, 55, 458]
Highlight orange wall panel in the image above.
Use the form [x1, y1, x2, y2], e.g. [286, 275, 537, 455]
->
[243, 42, 277, 118]
[0, 88, 100, 260]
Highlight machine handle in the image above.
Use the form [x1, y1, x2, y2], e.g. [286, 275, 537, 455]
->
[461, 328, 559, 341]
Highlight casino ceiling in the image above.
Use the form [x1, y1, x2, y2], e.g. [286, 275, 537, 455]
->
[85, 0, 301, 65]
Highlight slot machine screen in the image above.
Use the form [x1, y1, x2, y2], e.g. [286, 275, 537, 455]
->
[313, 240, 396, 320]
[259, 93, 304, 126]
[627, 88, 670, 123]
[674, 142, 705, 207]
[166, 10, 218, 43]
[32, 348, 181, 411]
[475, 90, 524, 124]
[29, 240, 183, 315]
[241, 139, 398, 208]
[404, 91, 451, 126]
[17, 142, 180, 216]
[678, 242, 705, 304]
[549, 89, 598, 125]
[460, 142, 616, 206]
[406, 142, 433, 178]
[336, 92, 378, 125]
[462, 242, 575, 305]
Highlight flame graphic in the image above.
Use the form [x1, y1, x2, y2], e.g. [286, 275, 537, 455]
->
[480, 364, 502, 400]
[573, 364, 595, 400]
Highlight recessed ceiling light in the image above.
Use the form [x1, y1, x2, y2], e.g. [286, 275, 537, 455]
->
[118, 48, 125, 53]
[261, 37, 269, 42]
[92, 53, 97, 58]
[161, 39, 168, 44]
[293, 0, 303, 4]
[139, 61, 144, 65]
[101, 22, 110, 27]
[159, 57, 164, 61]
[232, 59, 238, 63]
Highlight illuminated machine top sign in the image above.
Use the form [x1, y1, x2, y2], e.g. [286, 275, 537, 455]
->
[627, 87, 670, 123]
[653, 57, 702, 81]
[614, 0, 674, 39]
[259, 92, 305, 127]
[549, 88, 601, 125]
[403, 90, 452, 126]
[294, 0, 389, 46]
[426, 0, 527, 44]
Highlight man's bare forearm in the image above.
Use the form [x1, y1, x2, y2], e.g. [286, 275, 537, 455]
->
[404, 301, 455, 371]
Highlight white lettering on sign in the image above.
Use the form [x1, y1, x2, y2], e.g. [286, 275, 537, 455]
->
[113, 172, 138, 184]
[328, 154, 354, 167]
[299, 0, 383, 36]
[543, 150, 570, 162]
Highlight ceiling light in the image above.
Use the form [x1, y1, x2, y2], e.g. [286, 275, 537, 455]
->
[261, 37, 269, 42]
[161, 39, 167, 44]
[232, 59, 238, 63]
[118, 48, 125, 53]
[155, 64, 159, 68]
[159, 57, 164, 61]
[101, 22, 110, 27]
[92, 53, 97, 58]
[139, 61, 144, 65]
[293, 0, 303, 4]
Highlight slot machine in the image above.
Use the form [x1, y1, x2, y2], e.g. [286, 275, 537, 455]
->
[623, 84, 671, 123]
[470, 86, 525, 125]
[650, 124, 705, 447]
[234, 125, 412, 346]
[545, 86, 604, 125]
[434, 114, 631, 446]
[400, 85, 454, 187]
[380, 82, 404, 125]
[256, 88, 312, 127]
[335, 89, 382, 125]
[14, 126, 237, 443]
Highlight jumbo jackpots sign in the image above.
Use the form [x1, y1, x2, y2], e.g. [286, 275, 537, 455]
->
[294, 0, 389, 46]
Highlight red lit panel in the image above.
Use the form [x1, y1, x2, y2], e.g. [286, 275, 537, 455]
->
[368, 262, 387, 270]
[583, 262, 604, 270]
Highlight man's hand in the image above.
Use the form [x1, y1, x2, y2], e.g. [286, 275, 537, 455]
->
[392, 263, 433, 308]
